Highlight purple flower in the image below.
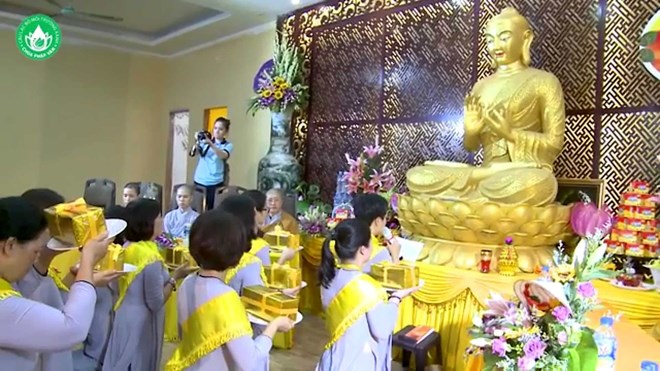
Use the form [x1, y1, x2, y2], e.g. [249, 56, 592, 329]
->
[557, 331, 568, 346]
[552, 306, 571, 322]
[523, 336, 547, 360]
[490, 337, 508, 357]
[505, 236, 513, 245]
[518, 356, 536, 371]
[577, 281, 596, 298]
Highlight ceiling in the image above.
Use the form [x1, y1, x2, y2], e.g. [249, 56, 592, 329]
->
[0, 0, 325, 57]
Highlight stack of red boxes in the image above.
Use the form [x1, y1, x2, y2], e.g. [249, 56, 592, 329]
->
[606, 180, 658, 257]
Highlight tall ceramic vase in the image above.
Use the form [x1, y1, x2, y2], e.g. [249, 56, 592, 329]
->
[257, 109, 301, 195]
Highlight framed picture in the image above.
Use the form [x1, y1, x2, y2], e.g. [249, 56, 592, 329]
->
[555, 178, 606, 206]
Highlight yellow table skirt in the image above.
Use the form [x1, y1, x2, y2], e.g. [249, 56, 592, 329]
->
[397, 262, 660, 371]
[164, 277, 183, 342]
[300, 235, 324, 315]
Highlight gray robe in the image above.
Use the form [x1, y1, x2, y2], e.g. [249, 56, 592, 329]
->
[73, 286, 115, 371]
[0, 281, 96, 371]
[173, 274, 272, 370]
[317, 269, 398, 371]
[102, 262, 169, 371]
[15, 267, 74, 371]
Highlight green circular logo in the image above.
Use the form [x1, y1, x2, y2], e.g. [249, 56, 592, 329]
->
[16, 14, 61, 60]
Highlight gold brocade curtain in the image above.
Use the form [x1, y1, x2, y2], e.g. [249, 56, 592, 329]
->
[395, 263, 660, 371]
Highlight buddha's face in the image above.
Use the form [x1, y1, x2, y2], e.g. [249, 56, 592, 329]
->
[485, 18, 527, 66]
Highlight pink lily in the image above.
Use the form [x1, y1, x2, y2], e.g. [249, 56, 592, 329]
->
[363, 144, 383, 159]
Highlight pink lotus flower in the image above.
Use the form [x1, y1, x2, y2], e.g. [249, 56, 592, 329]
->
[570, 202, 613, 237]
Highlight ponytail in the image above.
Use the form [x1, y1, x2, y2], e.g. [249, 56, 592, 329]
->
[318, 232, 337, 289]
[318, 219, 371, 289]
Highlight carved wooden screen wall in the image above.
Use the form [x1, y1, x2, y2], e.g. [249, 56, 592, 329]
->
[281, 0, 660, 208]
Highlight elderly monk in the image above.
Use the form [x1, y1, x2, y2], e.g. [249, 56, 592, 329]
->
[407, 7, 566, 207]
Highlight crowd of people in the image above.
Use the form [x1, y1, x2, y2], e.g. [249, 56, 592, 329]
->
[0, 183, 420, 370]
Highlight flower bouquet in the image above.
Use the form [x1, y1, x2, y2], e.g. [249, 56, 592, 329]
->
[248, 33, 309, 115]
[298, 205, 330, 237]
[343, 138, 395, 195]
[155, 233, 177, 249]
[467, 202, 617, 370]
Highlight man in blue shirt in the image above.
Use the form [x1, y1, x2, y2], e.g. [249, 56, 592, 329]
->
[193, 117, 233, 210]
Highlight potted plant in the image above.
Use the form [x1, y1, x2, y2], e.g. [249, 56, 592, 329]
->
[249, 33, 309, 195]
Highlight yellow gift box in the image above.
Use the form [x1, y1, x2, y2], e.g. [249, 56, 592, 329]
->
[241, 285, 298, 322]
[264, 226, 300, 249]
[45, 198, 106, 246]
[264, 264, 302, 290]
[369, 262, 419, 289]
[164, 246, 186, 266]
[183, 249, 198, 268]
[96, 243, 124, 271]
[269, 249, 301, 269]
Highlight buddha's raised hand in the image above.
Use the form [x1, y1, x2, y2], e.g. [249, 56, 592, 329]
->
[464, 94, 484, 134]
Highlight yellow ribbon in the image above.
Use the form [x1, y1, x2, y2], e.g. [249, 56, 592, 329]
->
[96, 243, 124, 271]
[224, 253, 267, 285]
[324, 274, 387, 349]
[114, 241, 164, 310]
[48, 267, 70, 293]
[164, 290, 252, 371]
[0, 277, 21, 300]
[242, 287, 298, 320]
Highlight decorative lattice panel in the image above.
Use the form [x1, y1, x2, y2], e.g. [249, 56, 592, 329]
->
[599, 112, 660, 211]
[282, 0, 660, 201]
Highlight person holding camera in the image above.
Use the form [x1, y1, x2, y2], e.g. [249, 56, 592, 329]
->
[192, 117, 233, 210]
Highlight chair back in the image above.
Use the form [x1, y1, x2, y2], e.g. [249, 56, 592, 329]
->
[83, 178, 116, 208]
[170, 184, 206, 212]
[213, 185, 247, 209]
[139, 182, 163, 207]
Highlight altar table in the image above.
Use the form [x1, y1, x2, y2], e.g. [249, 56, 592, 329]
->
[395, 262, 660, 371]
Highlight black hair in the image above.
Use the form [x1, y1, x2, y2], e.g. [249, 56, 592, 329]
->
[104, 205, 127, 245]
[244, 189, 266, 212]
[318, 219, 371, 289]
[123, 182, 141, 195]
[351, 193, 388, 226]
[124, 198, 161, 242]
[215, 117, 231, 131]
[218, 195, 258, 248]
[0, 197, 48, 243]
[20, 188, 65, 210]
[189, 210, 246, 271]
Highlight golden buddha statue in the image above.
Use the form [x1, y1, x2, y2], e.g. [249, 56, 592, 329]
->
[407, 7, 565, 205]
[398, 7, 572, 272]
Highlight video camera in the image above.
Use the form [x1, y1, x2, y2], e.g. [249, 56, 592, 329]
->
[189, 130, 213, 157]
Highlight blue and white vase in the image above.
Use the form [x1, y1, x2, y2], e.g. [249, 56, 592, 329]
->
[257, 109, 301, 195]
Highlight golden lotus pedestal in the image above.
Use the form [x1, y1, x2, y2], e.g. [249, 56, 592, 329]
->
[398, 195, 573, 273]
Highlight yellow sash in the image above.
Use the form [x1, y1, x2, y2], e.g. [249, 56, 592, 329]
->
[249, 238, 269, 256]
[224, 253, 268, 286]
[324, 271, 387, 349]
[164, 290, 252, 371]
[0, 277, 21, 300]
[48, 267, 70, 293]
[114, 240, 164, 310]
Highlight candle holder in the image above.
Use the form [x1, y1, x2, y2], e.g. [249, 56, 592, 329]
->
[498, 236, 519, 276]
[480, 249, 492, 273]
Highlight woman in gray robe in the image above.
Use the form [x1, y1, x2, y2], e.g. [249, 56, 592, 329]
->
[315, 220, 418, 371]
[0, 197, 111, 371]
[166, 209, 294, 371]
[102, 199, 191, 371]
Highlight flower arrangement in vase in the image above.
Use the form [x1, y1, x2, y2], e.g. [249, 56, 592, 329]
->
[250, 33, 309, 193]
[248, 33, 309, 115]
[467, 202, 616, 370]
